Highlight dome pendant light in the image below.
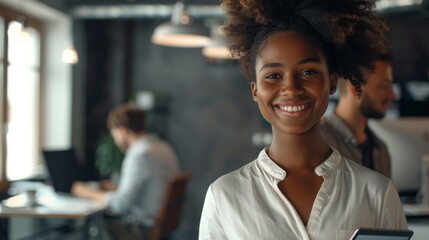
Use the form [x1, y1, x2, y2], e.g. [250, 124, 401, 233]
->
[62, 20, 79, 64]
[202, 22, 237, 60]
[151, 1, 210, 48]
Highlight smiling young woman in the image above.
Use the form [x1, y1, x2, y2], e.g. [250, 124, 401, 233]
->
[252, 31, 333, 138]
[199, 1, 408, 240]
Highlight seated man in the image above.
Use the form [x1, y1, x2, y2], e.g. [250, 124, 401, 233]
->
[72, 103, 180, 239]
[321, 55, 396, 177]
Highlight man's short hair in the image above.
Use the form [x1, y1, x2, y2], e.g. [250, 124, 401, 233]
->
[337, 53, 393, 96]
[107, 103, 146, 133]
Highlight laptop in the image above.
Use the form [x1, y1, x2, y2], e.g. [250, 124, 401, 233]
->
[43, 149, 86, 194]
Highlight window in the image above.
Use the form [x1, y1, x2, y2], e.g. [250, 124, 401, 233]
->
[0, 6, 42, 181]
[6, 21, 41, 180]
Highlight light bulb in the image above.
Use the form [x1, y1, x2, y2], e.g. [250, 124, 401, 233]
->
[62, 47, 79, 64]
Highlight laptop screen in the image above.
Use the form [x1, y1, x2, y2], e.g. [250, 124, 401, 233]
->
[43, 149, 84, 193]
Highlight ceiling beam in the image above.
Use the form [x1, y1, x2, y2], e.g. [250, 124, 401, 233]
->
[70, 4, 225, 19]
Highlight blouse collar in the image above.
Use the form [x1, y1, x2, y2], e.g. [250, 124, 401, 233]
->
[257, 147, 342, 180]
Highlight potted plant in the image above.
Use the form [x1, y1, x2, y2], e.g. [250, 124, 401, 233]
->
[94, 132, 123, 182]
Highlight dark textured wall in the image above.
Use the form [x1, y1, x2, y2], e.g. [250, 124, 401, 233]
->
[383, 17, 429, 116]
[35, 0, 68, 12]
[78, 19, 269, 239]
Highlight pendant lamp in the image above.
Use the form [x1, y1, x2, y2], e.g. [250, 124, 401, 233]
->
[151, 1, 210, 48]
[62, 20, 79, 64]
[62, 46, 79, 64]
[202, 22, 236, 60]
[202, 37, 233, 59]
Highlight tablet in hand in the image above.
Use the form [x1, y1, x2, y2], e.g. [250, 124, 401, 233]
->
[350, 228, 413, 240]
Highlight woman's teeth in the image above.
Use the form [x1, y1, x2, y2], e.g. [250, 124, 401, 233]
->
[278, 104, 306, 113]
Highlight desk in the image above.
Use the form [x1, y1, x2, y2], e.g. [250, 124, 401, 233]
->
[403, 204, 429, 240]
[407, 217, 429, 240]
[0, 182, 106, 240]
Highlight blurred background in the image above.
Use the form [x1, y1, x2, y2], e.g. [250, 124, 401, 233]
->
[0, 0, 428, 239]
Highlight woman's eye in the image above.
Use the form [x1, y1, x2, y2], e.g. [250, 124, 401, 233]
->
[302, 69, 318, 75]
[265, 73, 282, 79]
[300, 69, 321, 80]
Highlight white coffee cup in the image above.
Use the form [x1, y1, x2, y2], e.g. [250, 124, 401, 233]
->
[25, 189, 38, 207]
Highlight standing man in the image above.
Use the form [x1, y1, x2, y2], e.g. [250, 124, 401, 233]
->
[321, 56, 396, 177]
[72, 103, 180, 239]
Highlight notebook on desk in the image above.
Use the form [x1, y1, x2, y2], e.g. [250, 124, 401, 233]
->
[43, 149, 86, 194]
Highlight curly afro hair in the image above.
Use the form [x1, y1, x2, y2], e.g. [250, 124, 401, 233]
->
[221, 0, 390, 95]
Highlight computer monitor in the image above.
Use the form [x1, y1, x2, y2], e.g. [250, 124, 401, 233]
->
[369, 118, 429, 193]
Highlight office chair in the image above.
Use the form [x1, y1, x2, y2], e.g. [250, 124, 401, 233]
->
[149, 172, 192, 240]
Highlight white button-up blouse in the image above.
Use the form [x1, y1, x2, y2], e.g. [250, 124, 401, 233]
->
[199, 148, 408, 240]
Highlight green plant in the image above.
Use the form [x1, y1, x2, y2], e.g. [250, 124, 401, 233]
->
[95, 132, 124, 178]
